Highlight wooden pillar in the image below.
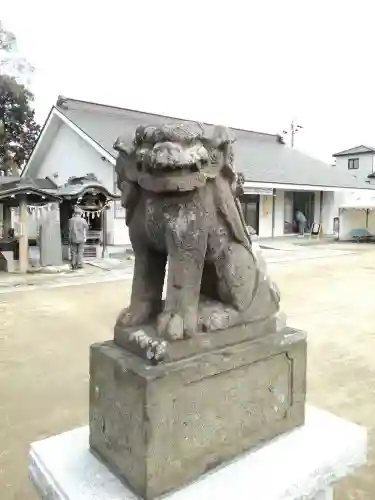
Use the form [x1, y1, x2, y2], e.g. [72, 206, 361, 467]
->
[2, 202, 12, 237]
[18, 197, 28, 273]
[319, 191, 324, 225]
[101, 208, 107, 258]
[271, 188, 276, 238]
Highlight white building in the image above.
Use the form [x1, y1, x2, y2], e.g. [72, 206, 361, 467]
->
[332, 145, 375, 239]
[22, 98, 375, 246]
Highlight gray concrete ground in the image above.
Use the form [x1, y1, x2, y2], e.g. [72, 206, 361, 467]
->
[1, 244, 375, 498]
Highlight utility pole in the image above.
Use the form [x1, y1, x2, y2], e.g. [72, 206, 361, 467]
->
[290, 120, 303, 148]
[283, 121, 303, 148]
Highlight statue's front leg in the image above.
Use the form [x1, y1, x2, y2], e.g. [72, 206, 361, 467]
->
[116, 248, 166, 328]
[157, 248, 206, 340]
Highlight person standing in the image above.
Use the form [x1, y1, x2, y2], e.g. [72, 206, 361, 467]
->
[295, 209, 307, 236]
[68, 206, 88, 269]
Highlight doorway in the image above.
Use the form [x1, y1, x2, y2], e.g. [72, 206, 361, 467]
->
[240, 194, 259, 234]
[284, 191, 315, 234]
[293, 191, 314, 230]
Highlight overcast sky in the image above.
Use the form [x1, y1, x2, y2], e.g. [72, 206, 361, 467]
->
[1, 0, 374, 162]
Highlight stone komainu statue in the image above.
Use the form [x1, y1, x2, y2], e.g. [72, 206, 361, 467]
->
[114, 123, 280, 341]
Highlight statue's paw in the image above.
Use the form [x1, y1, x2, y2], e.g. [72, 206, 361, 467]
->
[199, 312, 230, 332]
[116, 303, 153, 328]
[156, 311, 197, 341]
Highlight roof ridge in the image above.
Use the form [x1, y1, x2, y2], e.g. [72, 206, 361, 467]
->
[333, 144, 375, 156]
[56, 96, 278, 139]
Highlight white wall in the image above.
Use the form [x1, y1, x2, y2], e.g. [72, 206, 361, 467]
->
[335, 153, 374, 175]
[274, 190, 285, 236]
[314, 191, 321, 222]
[34, 123, 130, 245]
[321, 191, 335, 234]
[258, 195, 273, 237]
[113, 217, 131, 245]
[257, 191, 285, 238]
[37, 124, 113, 189]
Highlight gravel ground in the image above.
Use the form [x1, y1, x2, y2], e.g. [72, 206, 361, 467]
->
[1, 249, 375, 499]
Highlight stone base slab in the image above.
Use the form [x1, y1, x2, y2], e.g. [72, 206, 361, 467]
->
[89, 327, 307, 499]
[29, 407, 367, 500]
[114, 315, 279, 363]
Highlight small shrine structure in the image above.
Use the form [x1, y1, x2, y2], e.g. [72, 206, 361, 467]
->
[0, 178, 62, 272]
[54, 175, 119, 260]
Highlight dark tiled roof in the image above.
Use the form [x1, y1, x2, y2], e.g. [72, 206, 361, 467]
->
[0, 176, 21, 185]
[0, 184, 61, 203]
[0, 174, 115, 202]
[32, 177, 58, 189]
[53, 180, 118, 199]
[0, 177, 61, 204]
[5, 177, 58, 191]
[56, 98, 375, 191]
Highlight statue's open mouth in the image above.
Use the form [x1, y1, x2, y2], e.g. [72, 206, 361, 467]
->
[141, 162, 201, 175]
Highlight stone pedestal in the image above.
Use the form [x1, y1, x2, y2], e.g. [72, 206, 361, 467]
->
[29, 407, 367, 500]
[89, 327, 306, 499]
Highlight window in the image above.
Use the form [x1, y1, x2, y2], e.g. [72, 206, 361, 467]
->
[348, 158, 359, 170]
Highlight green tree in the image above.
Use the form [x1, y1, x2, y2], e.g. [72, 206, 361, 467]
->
[0, 75, 40, 173]
[0, 21, 39, 175]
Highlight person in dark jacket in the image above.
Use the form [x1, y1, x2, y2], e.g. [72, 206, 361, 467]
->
[68, 206, 88, 269]
[295, 209, 307, 236]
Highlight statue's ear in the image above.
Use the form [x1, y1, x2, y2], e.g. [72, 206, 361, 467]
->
[212, 125, 236, 147]
[115, 141, 139, 183]
[113, 137, 133, 155]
